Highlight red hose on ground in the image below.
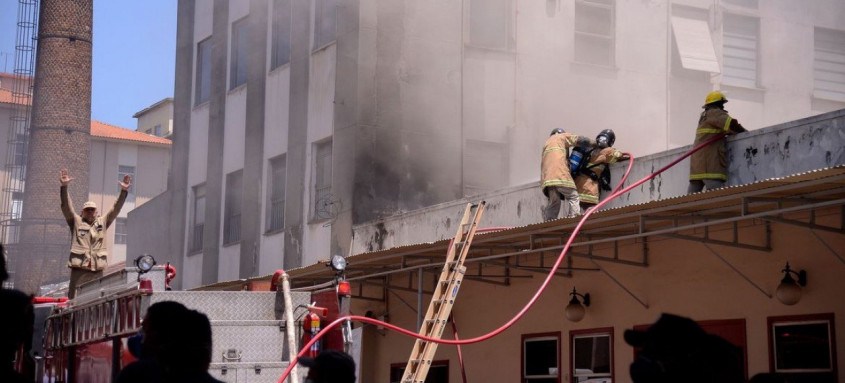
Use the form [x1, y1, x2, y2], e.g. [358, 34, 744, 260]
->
[278, 134, 725, 382]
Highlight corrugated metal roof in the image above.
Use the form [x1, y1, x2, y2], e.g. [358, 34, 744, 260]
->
[198, 165, 845, 291]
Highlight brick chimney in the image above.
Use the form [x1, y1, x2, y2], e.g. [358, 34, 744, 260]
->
[15, 0, 93, 294]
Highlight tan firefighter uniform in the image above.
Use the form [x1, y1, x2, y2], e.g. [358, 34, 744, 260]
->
[575, 147, 626, 205]
[61, 186, 127, 297]
[541, 133, 581, 191]
[689, 108, 744, 182]
[541, 132, 584, 220]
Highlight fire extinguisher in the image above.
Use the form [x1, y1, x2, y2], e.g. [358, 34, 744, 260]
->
[302, 311, 321, 358]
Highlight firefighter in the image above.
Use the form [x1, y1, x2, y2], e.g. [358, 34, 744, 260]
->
[574, 129, 629, 213]
[60, 168, 130, 298]
[299, 350, 357, 383]
[541, 128, 591, 221]
[688, 91, 747, 193]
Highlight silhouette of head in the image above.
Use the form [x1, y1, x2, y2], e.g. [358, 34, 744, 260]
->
[625, 313, 744, 383]
[300, 350, 356, 383]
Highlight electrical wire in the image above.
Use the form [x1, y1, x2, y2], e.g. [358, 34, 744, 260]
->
[277, 133, 726, 382]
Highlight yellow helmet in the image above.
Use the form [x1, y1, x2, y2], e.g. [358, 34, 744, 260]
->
[704, 90, 727, 106]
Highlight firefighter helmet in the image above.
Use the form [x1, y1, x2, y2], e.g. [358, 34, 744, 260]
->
[550, 128, 566, 136]
[704, 90, 728, 106]
[596, 129, 616, 148]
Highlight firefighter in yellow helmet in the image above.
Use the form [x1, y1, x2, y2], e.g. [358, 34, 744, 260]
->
[688, 91, 746, 193]
[541, 128, 592, 220]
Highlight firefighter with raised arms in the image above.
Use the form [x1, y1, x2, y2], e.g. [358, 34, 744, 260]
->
[60, 168, 130, 298]
[688, 91, 747, 193]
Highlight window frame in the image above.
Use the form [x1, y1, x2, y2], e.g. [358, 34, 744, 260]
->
[230, 16, 250, 90]
[114, 217, 128, 245]
[466, 0, 514, 51]
[195, 37, 212, 106]
[573, 0, 616, 68]
[266, 155, 286, 233]
[522, 332, 561, 382]
[768, 313, 838, 380]
[570, 327, 614, 383]
[313, 0, 337, 51]
[721, 12, 760, 89]
[190, 184, 206, 253]
[118, 165, 136, 195]
[813, 27, 845, 103]
[311, 140, 333, 221]
[223, 170, 243, 245]
[271, 0, 292, 70]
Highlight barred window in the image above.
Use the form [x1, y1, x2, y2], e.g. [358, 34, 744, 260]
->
[266, 155, 286, 232]
[195, 37, 212, 105]
[271, 0, 291, 69]
[574, 0, 615, 67]
[224, 171, 243, 244]
[191, 184, 206, 253]
[230, 17, 249, 89]
[312, 141, 332, 220]
[115, 218, 128, 245]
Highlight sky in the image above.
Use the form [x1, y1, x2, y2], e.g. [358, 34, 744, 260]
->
[0, 1, 177, 129]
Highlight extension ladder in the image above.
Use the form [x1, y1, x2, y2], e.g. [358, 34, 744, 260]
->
[401, 201, 486, 383]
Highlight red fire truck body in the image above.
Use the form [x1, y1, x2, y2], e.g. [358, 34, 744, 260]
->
[23, 265, 342, 383]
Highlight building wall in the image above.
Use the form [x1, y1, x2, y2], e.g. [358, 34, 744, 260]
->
[165, 0, 845, 290]
[136, 100, 174, 137]
[88, 139, 170, 265]
[351, 211, 845, 382]
[353, 109, 845, 253]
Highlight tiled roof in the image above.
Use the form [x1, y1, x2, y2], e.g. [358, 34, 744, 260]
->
[91, 120, 171, 145]
[0, 88, 30, 105]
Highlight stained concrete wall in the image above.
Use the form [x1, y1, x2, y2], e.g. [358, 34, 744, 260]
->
[353, 109, 845, 254]
[352, 211, 845, 382]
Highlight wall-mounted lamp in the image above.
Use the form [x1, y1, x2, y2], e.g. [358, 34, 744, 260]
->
[776, 262, 807, 306]
[565, 287, 591, 322]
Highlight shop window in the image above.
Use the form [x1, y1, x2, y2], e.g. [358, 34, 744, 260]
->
[523, 332, 560, 382]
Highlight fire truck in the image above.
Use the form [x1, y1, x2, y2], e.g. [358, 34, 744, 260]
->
[20, 254, 352, 383]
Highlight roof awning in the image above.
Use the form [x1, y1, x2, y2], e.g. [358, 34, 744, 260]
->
[672, 16, 720, 73]
[198, 166, 845, 293]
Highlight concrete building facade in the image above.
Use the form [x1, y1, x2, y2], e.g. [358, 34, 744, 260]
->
[137, 0, 845, 291]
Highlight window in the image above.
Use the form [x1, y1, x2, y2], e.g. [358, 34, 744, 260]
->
[191, 184, 206, 252]
[224, 170, 243, 244]
[230, 17, 249, 89]
[522, 332, 560, 382]
[814, 27, 845, 102]
[671, 6, 719, 76]
[195, 37, 212, 105]
[768, 313, 837, 382]
[271, 0, 291, 69]
[114, 218, 128, 245]
[153, 124, 162, 136]
[313, 0, 337, 50]
[313, 140, 332, 220]
[574, 0, 615, 67]
[722, 13, 759, 88]
[468, 0, 513, 50]
[571, 328, 613, 383]
[118, 165, 135, 194]
[266, 155, 286, 232]
[12, 133, 26, 166]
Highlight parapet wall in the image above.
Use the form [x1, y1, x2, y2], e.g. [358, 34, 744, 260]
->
[352, 109, 845, 254]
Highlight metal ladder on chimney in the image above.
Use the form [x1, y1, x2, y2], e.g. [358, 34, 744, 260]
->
[401, 201, 486, 383]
